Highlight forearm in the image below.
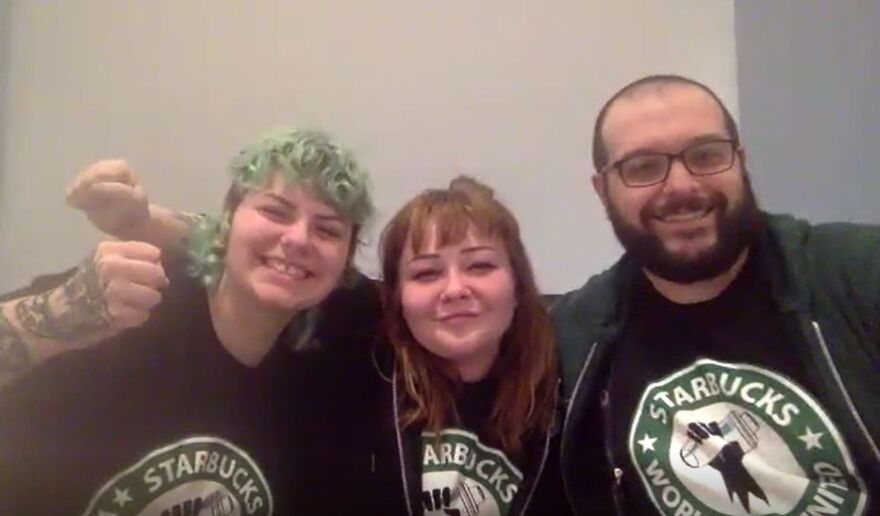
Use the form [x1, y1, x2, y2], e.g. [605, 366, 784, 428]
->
[114, 204, 199, 251]
[0, 258, 120, 388]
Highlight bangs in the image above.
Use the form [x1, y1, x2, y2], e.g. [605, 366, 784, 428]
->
[405, 190, 506, 254]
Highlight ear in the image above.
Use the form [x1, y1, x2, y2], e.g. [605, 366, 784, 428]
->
[592, 173, 610, 210]
[737, 146, 747, 167]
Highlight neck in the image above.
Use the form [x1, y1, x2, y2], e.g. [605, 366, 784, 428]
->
[644, 249, 749, 304]
[456, 350, 497, 383]
[208, 276, 293, 367]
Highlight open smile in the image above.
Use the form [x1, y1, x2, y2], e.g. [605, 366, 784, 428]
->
[262, 256, 313, 280]
[654, 205, 714, 224]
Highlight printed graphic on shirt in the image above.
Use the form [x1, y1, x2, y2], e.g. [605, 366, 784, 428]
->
[82, 436, 272, 516]
[421, 429, 523, 516]
[629, 359, 866, 516]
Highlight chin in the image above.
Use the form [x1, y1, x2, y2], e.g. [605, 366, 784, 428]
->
[439, 335, 498, 360]
[251, 287, 310, 312]
[664, 238, 718, 263]
[664, 238, 717, 261]
[427, 339, 477, 361]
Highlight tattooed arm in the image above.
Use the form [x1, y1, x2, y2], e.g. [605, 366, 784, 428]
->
[0, 308, 30, 387]
[0, 242, 167, 389]
[121, 203, 200, 251]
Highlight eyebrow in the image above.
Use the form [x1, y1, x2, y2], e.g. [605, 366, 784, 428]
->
[260, 192, 295, 209]
[407, 245, 498, 264]
[615, 132, 731, 163]
[259, 193, 345, 223]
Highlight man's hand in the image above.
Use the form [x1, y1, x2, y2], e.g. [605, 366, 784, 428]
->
[66, 159, 150, 239]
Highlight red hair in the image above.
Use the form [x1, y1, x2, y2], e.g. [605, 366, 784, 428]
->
[379, 176, 557, 455]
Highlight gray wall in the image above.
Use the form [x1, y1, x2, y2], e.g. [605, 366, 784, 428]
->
[736, 2, 880, 224]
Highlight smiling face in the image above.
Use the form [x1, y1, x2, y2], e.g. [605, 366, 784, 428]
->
[221, 173, 353, 313]
[398, 226, 517, 382]
[593, 82, 761, 282]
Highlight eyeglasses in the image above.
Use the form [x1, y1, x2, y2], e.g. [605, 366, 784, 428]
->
[603, 139, 739, 188]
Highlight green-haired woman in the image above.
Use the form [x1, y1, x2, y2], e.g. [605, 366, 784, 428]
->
[0, 128, 374, 514]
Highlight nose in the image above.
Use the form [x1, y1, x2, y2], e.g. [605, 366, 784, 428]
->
[661, 157, 701, 194]
[280, 219, 312, 256]
[440, 268, 471, 302]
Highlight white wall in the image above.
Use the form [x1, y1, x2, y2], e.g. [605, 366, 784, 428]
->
[0, 1, 737, 293]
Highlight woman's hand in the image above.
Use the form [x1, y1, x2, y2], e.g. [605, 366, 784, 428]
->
[67, 159, 150, 239]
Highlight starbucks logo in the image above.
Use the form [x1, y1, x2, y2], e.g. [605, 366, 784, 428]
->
[629, 359, 866, 515]
[82, 436, 273, 516]
[421, 429, 523, 516]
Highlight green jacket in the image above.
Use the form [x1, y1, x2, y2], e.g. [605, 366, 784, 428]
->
[551, 213, 880, 514]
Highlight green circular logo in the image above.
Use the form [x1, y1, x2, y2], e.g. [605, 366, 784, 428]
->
[83, 436, 273, 516]
[629, 359, 866, 515]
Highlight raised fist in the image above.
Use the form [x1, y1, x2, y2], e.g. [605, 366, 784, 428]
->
[91, 240, 169, 330]
[67, 159, 150, 238]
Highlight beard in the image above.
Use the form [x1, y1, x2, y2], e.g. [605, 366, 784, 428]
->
[606, 171, 763, 283]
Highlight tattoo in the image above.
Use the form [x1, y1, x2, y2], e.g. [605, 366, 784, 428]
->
[15, 256, 110, 340]
[0, 307, 30, 375]
[173, 211, 207, 228]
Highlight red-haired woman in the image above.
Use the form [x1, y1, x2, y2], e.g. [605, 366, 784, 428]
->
[376, 176, 567, 515]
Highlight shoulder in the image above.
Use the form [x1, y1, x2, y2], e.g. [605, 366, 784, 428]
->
[551, 256, 635, 348]
[552, 267, 617, 322]
[550, 262, 627, 394]
[766, 212, 880, 260]
[765, 212, 880, 284]
[764, 213, 880, 339]
[312, 273, 383, 352]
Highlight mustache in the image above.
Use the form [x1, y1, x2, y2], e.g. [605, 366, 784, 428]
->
[648, 191, 723, 219]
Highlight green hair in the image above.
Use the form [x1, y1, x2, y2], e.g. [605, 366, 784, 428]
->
[186, 127, 374, 287]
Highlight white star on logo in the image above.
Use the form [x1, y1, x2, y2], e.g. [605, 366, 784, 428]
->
[637, 433, 657, 453]
[799, 427, 824, 450]
[112, 487, 133, 508]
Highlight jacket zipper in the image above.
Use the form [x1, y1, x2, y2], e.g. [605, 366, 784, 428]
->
[392, 372, 415, 516]
[515, 415, 554, 515]
[600, 389, 626, 515]
[810, 320, 880, 462]
[560, 343, 598, 514]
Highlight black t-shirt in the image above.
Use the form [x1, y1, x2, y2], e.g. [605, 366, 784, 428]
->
[419, 377, 527, 516]
[0, 262, 385, 515]
[606, 256, 869, 515]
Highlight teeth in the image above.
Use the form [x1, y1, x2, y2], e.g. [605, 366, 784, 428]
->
[658, 207, 711, 222]
[265, 258, 307, 279]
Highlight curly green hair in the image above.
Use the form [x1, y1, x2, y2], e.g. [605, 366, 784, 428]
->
[187, 127, 374, 287]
